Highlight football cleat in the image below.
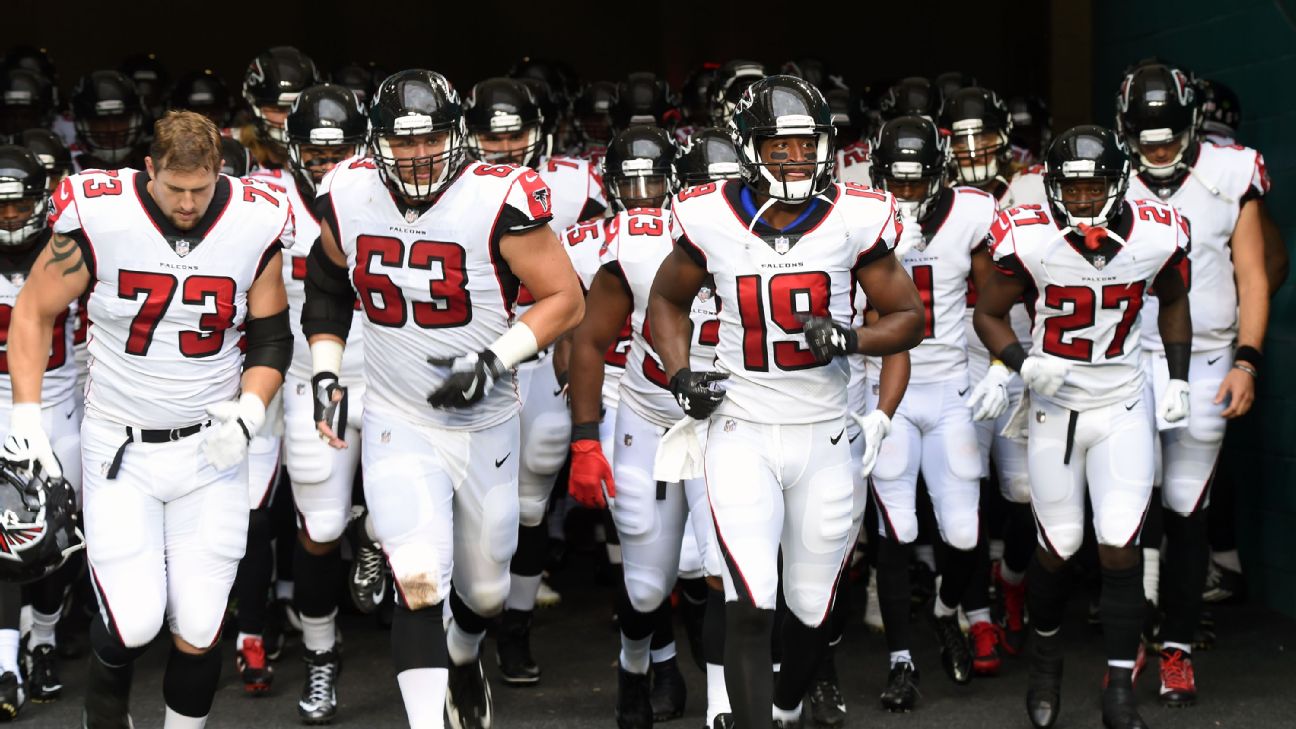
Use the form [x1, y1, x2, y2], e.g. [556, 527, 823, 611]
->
[1158, 648, 1197, 707]
[932, 614, 972, 684]
[879, 661, 920, 712]
[649, 657, 686, 721]
[1102, 667, 1149, 729]
[970, 622, 1002, 676]
[615, 665, 652, 729]
[495, 609, 540, 686]
[807, 656, 846, 727]
[446, 659, 493, 729]
[1025, 636, 1063, 728]
[236, 636, 273, 696]
[297, 649, 339, 724]
[0, 672, 23, 721]
[993, 562, 1026, 655]
[1202, 561, 1244, 603]
[25, 642, 63, 702]
[347, 510, 388, 616]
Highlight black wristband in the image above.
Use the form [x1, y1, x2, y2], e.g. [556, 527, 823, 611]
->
[998, 342, 1027, 373]
[1164, 342, 1191, 381]
[844, 326, 860, 355]
[571, 422, 601, 443]
[1234, 345, 1263, 370]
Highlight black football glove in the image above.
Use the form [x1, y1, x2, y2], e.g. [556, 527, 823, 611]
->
[800, 315, 858, 363]
[668, 368, 730, 420]
[312, 371, 348, 436]
[427, 349, 508, 409]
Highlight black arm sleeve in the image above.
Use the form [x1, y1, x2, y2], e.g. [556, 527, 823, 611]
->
[998, 342, 1027, 373]
[243, 308, 292, 375]
[301, 242, 355, 341]
[1164, 343, 1190, 381]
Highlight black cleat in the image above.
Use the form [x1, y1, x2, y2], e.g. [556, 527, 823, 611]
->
[346, 509, 389, 615]
[649, 657, 686, 721]
[1025, 636, 1063, 728]
[879, 661, 920, 712]
[495, 609, 540, 686]
[25, 642, 63, 702]
[807, 655, 846, 727]
[772, 717, 801, 728]
[712, 713, 734, 729]
[1102, 667, 1149, 729]
[1202, 561, 1244, 604]
[446, 658, 493, 729]
[0, 672, 24, 722]
[82, 656, 133, 729]
[615, 665, 652, 729]
[931, 614, 972, 684]
[297, 649, 339, 724]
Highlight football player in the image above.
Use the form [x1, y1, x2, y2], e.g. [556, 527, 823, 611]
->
[609, 73, 676, 136]
[878, 77, 942, 123]
[168, 70, 234, 131]
[571, 81, 617, 163]
[1007, 95, 1052, 168]
[17, 128, 72, 193]
[119, 53, 168, 123]
[239, 47, 320, 172]
[1194, 79, 1240, 146]
[974, 125, 1192, 729]
[0, 68, 55, 140]
[8, 111, 292, 729]
[1117, 63, 1278, 707]
[708, 61, 765, 129]
[647, 75, 923, 729]
[68, 70, 149, 171]
[302, 70, 584, 729]
[676, 64, 720, 143]
[940, 88, 1016, 203]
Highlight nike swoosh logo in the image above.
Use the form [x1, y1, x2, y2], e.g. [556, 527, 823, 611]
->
[552, 387, 564, 397]
[64, 409, 75, 419]
[1207, 356, 1222, 365]
[958, 387, 970, 397]
[1125, 399, 1140, 411]
[495, 452, 511, 468]
[830, 428, 845, 445]
[848, 432, 860, 444]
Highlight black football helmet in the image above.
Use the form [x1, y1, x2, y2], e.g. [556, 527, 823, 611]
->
[610, 72, 674, 134]
[1115, 63, 1198, 180]
[1195, 78, 1240, 141]
[940, 87, 1012, 185]
[330, 62, 386, 108]
[680, 65, 719, 127]
[0, 458, 84, 584]
[1, 47, 58, 91]
[825, 88, 858, 145]
[120, 52, 169, 120]
[675, 127, 743, 185]
[242, 47, 321, 143]
[730, 75, 835, 203]
[711, 61, 766, 129]
[285, 84, 367, 192]
[871, 116, 948, 221]
[1007, 95, 1052, 163]
[220, 136, 251, 178]
[169, 70, 232, 127]
[781, 57, 847, 92]
[509, 58, 574, 112]
[368, 70, 465, 202]
[464, 78, 549, 168]
[0, 68, 56, 138]
[573, 81, 617, 150]
[16, 128, 70, 193]
[878, 77, 942, 121]
[71, 70, 146, 164]
[934, 71, 977, 100]
[604, 125, 677, 211]
[0, 145, 48, 248]
[1043, 125, 1130, 229]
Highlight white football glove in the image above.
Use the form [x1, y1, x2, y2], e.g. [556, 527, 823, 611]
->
[892, 213, 925, 260]
[1020, 356, 1071, 398]
[2, 403, 62, 479]
[967, 363, 1013, 421]
[849, 410, 892, 479]
[1158, 379, 1190, 424]
[202, 393, 266, 471]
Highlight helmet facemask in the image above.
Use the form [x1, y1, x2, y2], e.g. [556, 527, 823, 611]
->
[948, 120, 1010, 186]
[1129, 125, 1193, 179]
[878, 160, 944, 221]
[287, 129, 358, 193]
[0, 191, 46, 248]
[371, 117, 467, 202]
[252, 95, 299, 144]
[466, 116, 549, 169]
[1045, 162, 1127, 229]
[608, 157, 675, 211]
[742, 122, 834, 204]
[75, 109, 144, 163]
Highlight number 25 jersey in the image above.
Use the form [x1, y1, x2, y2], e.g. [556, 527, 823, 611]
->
[669, 180, 900, 425]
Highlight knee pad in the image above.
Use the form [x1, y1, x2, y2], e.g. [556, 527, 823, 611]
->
[296, 504, 348, 545]
[1038, 523, 1082, 561]
[521, 409, 570, 481]
[610, 468, 656, 538]
[170, 605, 226, 652]
[388, 542, 446, 610]
[940, 515, 980, 552]
[872, 488, 918, 545]
[286, 422, 333, 485]
[94, 589, 164, 650]
[782, 577, 834, 628]
[458, 578, 508, 620]
[999, 472, 1032, 505]
[624, 571, 671, 614]
[481, 486, 521, 566]
[516, 487, 549, 528]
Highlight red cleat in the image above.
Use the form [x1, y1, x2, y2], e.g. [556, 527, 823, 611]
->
[970, 622, 1002, 676]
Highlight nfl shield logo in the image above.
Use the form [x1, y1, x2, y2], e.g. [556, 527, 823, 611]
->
[174, 239, 191, 257]
[774, 236, 791, 254]
[1092, 255, 1106, 270]
[404, 208, 418, 224]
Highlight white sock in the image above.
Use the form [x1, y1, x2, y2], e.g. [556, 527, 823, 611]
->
[966, 608, 992, 626]
[275, 580, 294, 601]
[0, 630, 19, 678]
[1142, 548, 1160, 606]
[397, 667, 449, 729]
[236, 632, 261, 647]
[1162, 641, 1192, 655]
[706, 663, 730, 725]
[889, 650, 912, 668]
[999, 564, 1025, 586]
[446, 619, 485, 667]
[772, 662, 781, 674]
[932, 597, 958, 619]
[915, 544, 937, 571]
[619, 633, 651, 674]
[364, 513, 380, 543]
[300, 610, 337, 653]
[30, 609, 58, 648]
[607, 543, 623, 565]
[1213, 549, 1242, 573]
[771, 701, 802, 722]
[1035, 627, 1059, 638]
[1108, 659, 1135, 670]
[505, 574, 541, 612]
[163, 707, 207, 728]
[651, 642, 676, 664]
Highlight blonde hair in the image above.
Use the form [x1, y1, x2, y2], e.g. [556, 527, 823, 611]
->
[150, 111, 222, 172]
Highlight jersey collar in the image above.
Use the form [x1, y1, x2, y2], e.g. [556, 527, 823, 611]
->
[135, 172, 232, 255]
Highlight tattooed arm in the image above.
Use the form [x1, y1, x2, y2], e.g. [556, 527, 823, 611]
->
[10, 231, 91, 404]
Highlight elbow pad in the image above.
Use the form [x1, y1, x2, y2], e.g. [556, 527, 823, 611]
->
[244, 308, 293, 375]
[301, 243, 355, 341]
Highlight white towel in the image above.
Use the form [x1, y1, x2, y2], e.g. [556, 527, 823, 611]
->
[653, 417, 705, 482]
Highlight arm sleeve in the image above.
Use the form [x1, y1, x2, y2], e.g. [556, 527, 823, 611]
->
[243, 308, 292, 374]
[301, 243, 356, 341]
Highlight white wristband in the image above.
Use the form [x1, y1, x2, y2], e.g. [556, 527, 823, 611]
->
[11, 402, 42, 428]
[487, 321, 540, 370]
[310, 339, 344, 376]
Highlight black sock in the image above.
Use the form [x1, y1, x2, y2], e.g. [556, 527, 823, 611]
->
[0, 583, 19, 630]
[90, 618, 148, 668]
[162, 646, 222, 718]
[392, 602, 448, 673]
[235, 508, 274, 634]
[958, 536, 991, 613]
[615, 578, 655, 642]
[650, 599, 675, 653]
[271, 469, 296, 584]
[1004, 503, 1036, 575]
[725, 600, 774, 728]
[1161, 511, 1209, 645]
[448, 586, 492, 635]
[293, 539, 341, 620]
[1100, 563, 1145, 663]
[774, 616, 831, 711]
[828, 564, 851, 645]
[511, 522, 548, 578]
[938, 542, 977, 610]
[1207, 476, 1236, 553]
[876, 537, 913, 654]
[703, 588, 726, 665]
[1027, 553, 1069, 635]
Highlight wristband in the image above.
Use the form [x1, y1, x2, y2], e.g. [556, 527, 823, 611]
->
[998, 343, 1027, 373]
[1234, 345, 1263, 370]
[310, 339, 344, 376]
[571, 422, 601, 443]
[488, 321, 540, 370]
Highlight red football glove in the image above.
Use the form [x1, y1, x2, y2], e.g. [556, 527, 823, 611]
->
[569, 439, 615, 509]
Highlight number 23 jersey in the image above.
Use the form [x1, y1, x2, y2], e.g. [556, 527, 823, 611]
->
[670, 180, 900, 425]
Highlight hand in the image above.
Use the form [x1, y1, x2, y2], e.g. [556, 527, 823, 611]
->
[1020, 355, 1070, 398]
[892, 214, 925, 259]
[1216, 367, 1255, 418]
[427, 349, 507, 409]
[967, 363, 1012, 421]
[2, 403, 62, 479]
[203, 393, 266, 471]
[312, 371, 349, 449]
[851, 410, 891, 478]
[669, 368, 730, 420]
[1158, 378, 1191, 423]
[569, 439, 615, 509]
[800, 315, 858, 364]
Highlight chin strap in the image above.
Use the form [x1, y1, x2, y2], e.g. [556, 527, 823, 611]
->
[1186, 165, 1234, 203]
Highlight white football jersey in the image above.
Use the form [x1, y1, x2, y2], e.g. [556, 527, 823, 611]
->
[562, 216, 628, 408]
[1007, 165, 1048, 208]
[867, 187, 996, 383]
[318, 158, 554, 430]
[600, 208, 719, 427]
[1129, 141, 1269, 352]
[835, 140, 872, 186]
[250, 168, 365, 385]
[539, 156, 607, 233]
[989, 199, 1188, 411]
[670, 179, 900, 424]
[0, 238, 78, 405]
[50, 169, 291, 428]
